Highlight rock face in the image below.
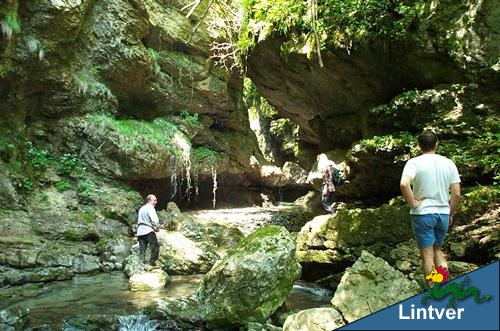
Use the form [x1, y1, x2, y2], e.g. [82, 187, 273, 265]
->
[246, 0, 499, 150]
[196, 225, 301, 328]
[296, 204, 413, 280]
[0, 0, 268, 210]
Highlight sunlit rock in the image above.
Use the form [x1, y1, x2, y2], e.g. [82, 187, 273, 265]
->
[197, 225, 301, 328]
[331, 251, 420, 323]
[129, 270, 169, 291]
[156, 231, 219, 275]
[283, 307, 345, 331]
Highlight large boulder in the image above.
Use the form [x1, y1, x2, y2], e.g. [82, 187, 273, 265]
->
[296, 203, 413, 280]
[331, 251, 421, 323]
[197, 225, 301, 328]
[123, 214, 245, 276]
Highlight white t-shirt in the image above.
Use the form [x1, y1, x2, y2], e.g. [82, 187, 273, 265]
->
[401, 153, 461, 215]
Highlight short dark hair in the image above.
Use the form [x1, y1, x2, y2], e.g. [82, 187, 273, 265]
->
[418, 130, 438, 152]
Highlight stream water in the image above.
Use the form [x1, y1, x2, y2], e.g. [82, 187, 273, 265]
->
[1, 206, 332, 329]
[0, 272, 332, 329]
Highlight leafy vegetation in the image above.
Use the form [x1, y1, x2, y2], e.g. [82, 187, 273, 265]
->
[179, 109, 201, 128]
[358, 132, 417, 155]
[237, 0, 424, 63]
[0, 136, 15, 163]
[270, 118, 299, 157]
[55, 180, 71, 192]
[244, 78, 277, 120]
[57, 153, 85, 176]
[439, 133, 499, 182]
[27, 142, 52, 171]
[73, 69, 113, 99]
[0, 11, 21, 38]
[455, 185, 499, 223]
[77, 180, 96, 201]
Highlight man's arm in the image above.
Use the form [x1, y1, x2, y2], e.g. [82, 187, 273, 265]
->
[449, 182, 461, 225]
[400, 175, 422, 209]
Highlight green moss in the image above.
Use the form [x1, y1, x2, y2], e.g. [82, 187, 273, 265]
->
[335, 204, 413, 246]
[61, 229, 85, 241]
[90, 113, 189, 161]
[191, 146, 225, 172]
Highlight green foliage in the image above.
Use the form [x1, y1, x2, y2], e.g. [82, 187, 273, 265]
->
[370, 89, 422, 116]
[358, 132, 417, 155]
[239, 0, 304, 56]
[455, 185, 499, 223]
[77, 180, 96, 201]
[270, 118, 300, 157]
[57, 153, 85, 175]
[15, 177, 34, 194]
[81, 212, 95, 224]
[238, 0, 424, 58]
[244, 78, 277, 120]
[321, 0, 421, 47]
[61, 229, 86, 241]
[55, 180, 71, 192]
[27, 142, 52, 171]
[439, 133, 499, 180]
[191, 146, 225, 171]
[179, 110, 200, 128]
[1, 12, 21, 38]
[73, 69, 113, 99]
[148, 48, 161, 75]
[96, 238, 107, 251]
[0, 137, 15, 163]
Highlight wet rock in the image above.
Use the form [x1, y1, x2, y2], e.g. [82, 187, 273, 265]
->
[129, 269, 169, 291]
[197, 225, 301, 328]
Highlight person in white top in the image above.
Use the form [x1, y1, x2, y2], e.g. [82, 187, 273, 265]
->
[136, 194, 160, 271]
[317, 153, 340, 214]
[400, 130, 461, 287]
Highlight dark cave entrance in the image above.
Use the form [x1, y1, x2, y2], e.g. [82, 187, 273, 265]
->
[126, 177, 312, 211]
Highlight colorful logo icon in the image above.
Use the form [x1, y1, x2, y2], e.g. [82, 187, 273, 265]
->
[421, 266, 491, 308]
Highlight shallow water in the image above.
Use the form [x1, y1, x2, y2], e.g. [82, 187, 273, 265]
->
[1, 272, 332, 329]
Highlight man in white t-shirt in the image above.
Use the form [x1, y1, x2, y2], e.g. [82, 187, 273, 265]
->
[136, 194, 160, 271]
[400, 130, 461, 287]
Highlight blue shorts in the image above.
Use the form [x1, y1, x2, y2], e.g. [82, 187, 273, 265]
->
[411, 214, 450, 249]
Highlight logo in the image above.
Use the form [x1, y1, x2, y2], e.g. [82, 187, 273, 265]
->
[421, 266, 491, 308]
